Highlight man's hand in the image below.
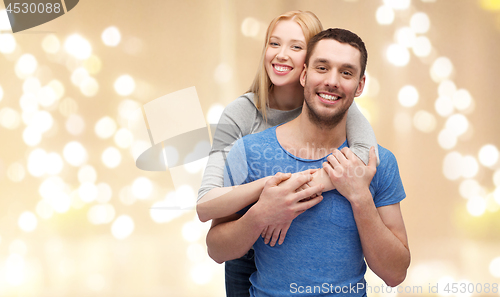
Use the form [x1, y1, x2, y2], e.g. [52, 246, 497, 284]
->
[322, 146, 377, 203]
[256, 171, 324, 246]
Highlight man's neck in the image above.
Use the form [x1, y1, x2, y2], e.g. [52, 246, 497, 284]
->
[276, 113, 347, 160]
[268, 83, 304, 111]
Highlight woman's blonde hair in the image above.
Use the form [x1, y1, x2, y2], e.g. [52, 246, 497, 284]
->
[247, 10, 323, 121]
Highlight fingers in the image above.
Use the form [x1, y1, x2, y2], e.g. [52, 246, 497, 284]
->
[368, 146, 377, 169]
[267, 172, 292, 187]
[261, 226, 268, 239]
[327, 154, 340, 169]
[294, 184, 324, 201]
[296, 195, 323, 212]
[269, 228, 281, 247]
[278, 223, 291, 245]
[264, 226, 275, 245]
[285, 173, 312, 192]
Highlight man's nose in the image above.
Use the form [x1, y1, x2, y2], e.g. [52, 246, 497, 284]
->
[324, 72, 339, 88]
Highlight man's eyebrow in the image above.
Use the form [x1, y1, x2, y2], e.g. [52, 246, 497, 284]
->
[312, 58, 330, 64]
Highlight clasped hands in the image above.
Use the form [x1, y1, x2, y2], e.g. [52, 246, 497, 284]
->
[256, 146, 377, 247]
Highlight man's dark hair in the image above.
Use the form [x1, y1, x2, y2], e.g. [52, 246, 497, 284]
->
[305, 28, 368, 78]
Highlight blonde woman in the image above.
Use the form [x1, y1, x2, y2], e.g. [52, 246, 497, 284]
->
[197, 11, 379, 296]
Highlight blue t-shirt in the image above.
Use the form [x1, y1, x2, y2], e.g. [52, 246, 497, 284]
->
[223, 126, 406, 297]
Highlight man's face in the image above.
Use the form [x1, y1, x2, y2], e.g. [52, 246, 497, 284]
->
[300, 39, 366, 128]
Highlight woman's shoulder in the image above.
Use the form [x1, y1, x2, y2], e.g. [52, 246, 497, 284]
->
[223, 93, 258, 114]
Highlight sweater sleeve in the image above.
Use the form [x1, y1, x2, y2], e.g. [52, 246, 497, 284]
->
[346, 101, 381, 166]
[197, 95, 259, 201]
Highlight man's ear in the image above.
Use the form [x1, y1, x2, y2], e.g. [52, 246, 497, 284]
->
[300, 64, 307, 87]
[355, 75, 366, 97]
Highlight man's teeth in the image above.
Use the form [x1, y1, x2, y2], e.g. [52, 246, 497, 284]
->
[319, 93, 339, 101]
[274, 65, 291, 72]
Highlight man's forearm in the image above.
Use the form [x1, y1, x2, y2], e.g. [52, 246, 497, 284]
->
[351, 194, 410, 287]
[206, 209, 265, 264]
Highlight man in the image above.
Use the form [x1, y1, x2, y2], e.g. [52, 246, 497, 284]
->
[207, 28, 410, 296]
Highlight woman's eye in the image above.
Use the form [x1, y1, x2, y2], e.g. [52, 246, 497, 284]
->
[292, 45, 303, 50]
[269, 42, 279, 47]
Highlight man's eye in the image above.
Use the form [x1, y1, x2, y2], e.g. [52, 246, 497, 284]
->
[317, 66, 327, 71]
[342, 71, 352, 76]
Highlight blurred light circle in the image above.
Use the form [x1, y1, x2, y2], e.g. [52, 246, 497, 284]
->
[71, 67, 89, 86]
[58, 97, 78, 117]
[187, 243, 206, 263]
[478, 144, 499, 167]
[241, 17, 260, 37]
[494, 170, 500, 187]
[214, 63, 233, 83]
[63, 141, 88, 167]
[51, 191, 71, 213]
[9, 240, 27, 257]
[111, 215, 134, 240]
[412, 36, 432, 57]
[150, 194, 184, 223]
[64, 34, 92, 60]
[119, 186, 136, 205]
[23, 126, 42, 146]
[413, 110, 436, 133]
[41, 34, 60, 54]
[102, 147, 122, 168]
[410, 12, 430, 33]
[5, 253, 25, 285]
[393, 111, 412, 133]
[101, 26, 121, 47]
[86, 274, 106, 292]
[207, 104, 225, 124]
[95, 116, 117, 139]
[0, 107, 21, 129]
[83, 55, 102, 75]
[480, 0, 500, 11]
[0, 33, 16, 54]
[462, 155, 479, 178]
[443, 151, 463, 180]
[31, 110, 53, 133]
[22, 109, 37, 126]
[65, 114, 85, 135]
[383, 0, 410, 10]
[386, 44, 410, 66]
[114, 128, 133, 148]
[78, 165, 97, 184]
[80, 77, 99, 97]
[20, 93, 38, 113]
[39, 176, 65, 200]
[118, 99, 140, 120]
[182, 220, 204, 242]
[7, 163, 25, 182]
[23, 77, 41, 94]
[27, 148, 47, 177]
[78, 182, 98, 203]
[495, 187, 500, 205]
[445, 114, 468, 136]
[18, 211, 37, 232]
[88, 204, 115, 225]
[452, 89, 473, 111]
[96, 183, 113, 203]
[37, 86, 57, 107]
[395, 27, 416, 48]
[376, 5, 395, 25]
[467, 196, 486, 217]
[36, 200, 54, 219]
[132, 177, 153, 199]
[398, 85, 419, 107]
[459, 179, 483, 199]
[434, 96, 454, 117]
[176, 184, 196, 209]
[130, 140, 150, 162]
[490, 257, 500, 278]
[45, 152, 64, 175]
[114, 75, 135, 96]
[15, 54, 38, 78]
[431, 57, 453, 82]
[191, 263, 214, 285]
[438, 80, 457, 97]
[438, 129, 457, 150]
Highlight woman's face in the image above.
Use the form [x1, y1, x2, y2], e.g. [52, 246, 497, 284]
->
[265, 20, 307, 88]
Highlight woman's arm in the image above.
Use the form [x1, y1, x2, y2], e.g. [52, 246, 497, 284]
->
[346, 101, 380, 166]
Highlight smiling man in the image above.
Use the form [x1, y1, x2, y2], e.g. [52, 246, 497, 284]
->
[206, 28, 410, 296]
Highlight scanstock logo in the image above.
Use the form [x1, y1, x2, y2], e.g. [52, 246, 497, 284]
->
[130, 87, 227, 210]
[4, 0, 79, 33]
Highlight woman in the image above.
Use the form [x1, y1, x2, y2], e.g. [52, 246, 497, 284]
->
[197, 11, 379, 296]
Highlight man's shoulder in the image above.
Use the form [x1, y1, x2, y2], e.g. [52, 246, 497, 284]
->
[376, 144, 398, 167]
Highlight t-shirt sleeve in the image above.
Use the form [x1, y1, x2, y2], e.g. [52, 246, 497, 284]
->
[197, 96, 257, 201]
[372, 147, 406, 208]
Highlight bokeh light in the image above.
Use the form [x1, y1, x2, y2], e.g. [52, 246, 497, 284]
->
[0, 107, 21, 130]
[430, 57, 453, 82]
[412, 36, 432, 57]
[23, 126, 42, 146]
[65, 114, 85, 135]
[445, 114, 468, 136]
[410, 12, 431, 33]
[214, 63, 233, 83]
[376, 5, 395, 25]
[461, 155, 479, 179]
[102, 147, 122, 168]
[438, 129, 457, 150]
[480, 0, 500, 11]
[493, 170, 500, 187]
[478, 144, 499, 167]
[15, 54, 38, 78]
[31, 110, 54, 133]
[27, 148, 47, 177]
[383, 0, 410, 10]
[452, 89, 474, 112]
[0, 32, 16, 54]
[78, 182, 98, 203]
[434, 96, 454, 117]
[114, 128, 133, 148]
[150, 192, 184, 223]
[459, 179, 483, 199]
[132, 177, 153, 199]
[88, 204, 115, 225]
[398, 85, 419, 107]
[64, 34, 92, 60]
[18, 211, 38, 232]
[78, 165, 97, 184]
[241, 17, 260, 37]
[386, 44, 410, 66]
[490, 257, 500, 277]
[41, 34, 61, 54]
[23, 77, 41, 94]
[95, 116, 117, 139]
[10, 239, 28, 256]
[63, 141, 88, 167]
[395, 27, 416, 48]
[37, 86, 58, 107]
[438, 80, 457, 97]
[71, 67, 90, 86]
[413, 110, 436, 133]
[443, 151, 463, 180]
[101, 26, 121, 46]
[111, 215, 134, 240]
[36, 200, 54, 219]
[80, 77, 99, 97]
[5, 253, 25, 285]
[467, 196, 486, 217]
[182, 220, 204, 242]
[7, 162, 26, 182]
[96, 183, 113, 203]
[45, 152, 64, 175]
[114, 75, 136, 96]
[393, 111, 412, 133]
[207, 104, 225, 124]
